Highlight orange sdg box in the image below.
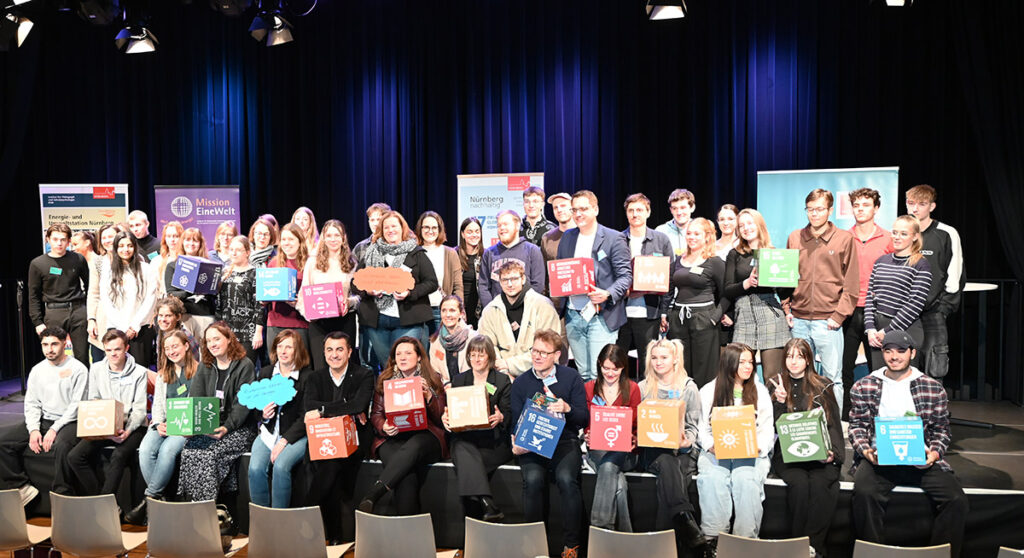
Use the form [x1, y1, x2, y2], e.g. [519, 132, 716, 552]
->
[632, 256, 671, 294]
[446, 384, 491, 432]
[637, 399, 685, 449]
[711, 405, 757, 459]
[384, 377, 428, 432]
[77, 400, 124, 438]
[306, 416, 359, 460]
[589, 406, 633, 452]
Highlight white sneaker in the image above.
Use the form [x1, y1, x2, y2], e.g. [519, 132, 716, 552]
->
[18, 484, 39, 507]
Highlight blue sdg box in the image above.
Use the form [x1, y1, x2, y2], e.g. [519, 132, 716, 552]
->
[513, 404, 566, 459]
[171, 256, 222, 295]
[256, 267, 298, 301]
[875, 416, 927, 466]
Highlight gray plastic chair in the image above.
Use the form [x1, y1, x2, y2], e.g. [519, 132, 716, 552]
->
[146, 498, 248, 557]
[49, 492, 147, 558]
[354, 510, 437, 558]
[586, 526, 677, 558]
[716, 533, 810, 558]
[248, 503, 352, 558]
[998, 548, 1024, 558]
[463, 516, 548, 558]
[852, 540, 951, 558]
[0, 488, 50, 557]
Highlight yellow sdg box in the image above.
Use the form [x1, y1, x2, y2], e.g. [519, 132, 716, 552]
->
[711, 405, 758, 459]
[77, 400, 124, 438]
[637, 399, 685, 449]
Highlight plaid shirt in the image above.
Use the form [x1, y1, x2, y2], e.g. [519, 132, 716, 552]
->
[847, 369, 953, 473]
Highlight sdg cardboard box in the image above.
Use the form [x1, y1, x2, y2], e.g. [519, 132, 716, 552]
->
[172, 256, 222, 295]
[875, 416, 927, 466]
[77, 400, 125, 438]
[589, 405, 633, 452]
[165, 397, 221, 436]
[446, 384, 491, 432]
[384, 377, 427, 432]
[638, 399, 685, 449]
[632, 256, 671, 293]
[513, 404, 566, 459]
[256, 267, 298, 301]
[547, 258, 596, 297]
[306, 415, 359, 460]
[754, 249, 799, 288]
[711, 405, 758, 459]
[302, 283, 345, 320]
[776, 408, 832, 463]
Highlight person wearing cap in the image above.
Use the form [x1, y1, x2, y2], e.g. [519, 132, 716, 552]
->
[848, 330, 967, 557]
[520, 186, 556, 247]
[541, 192, 575, 265]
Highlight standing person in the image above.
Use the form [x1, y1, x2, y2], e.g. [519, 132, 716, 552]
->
[354, 211, 438, 365]
[360, 337, 448, 515]
[428, 295, 475, 384]
[655, 189, 696, 257]
[247, 329, 314, 508]
[66, 330, 148, 497]
[249, 218, 279, 268]
[216, 235, 264, 365]
[209, 221, 239, 265]
[477, 209, 546, 308]
[71, 231, 100, 265]
[164, 227, 217, 336]
[457, 217, 484, 328]
[303, 332, 375, 543]
[352, 202, 391, 267]
[768, 338, 843, 558]
[637, 339, 706, 553]
[0, 327, 87, 504]
[127, 210, 161, 262]
[864, 216, 932, 370]
[618, 194, 674, 375]
[290, 206, 320, 253]
[300, 220, 360, 371]
[94, 231, 158, 367]
[86, 225, 119, 362]
[541, 192, 575, 265]
[556, 190, 632, 382]
[697, 343, 774, 551]
[842, 188, 894, 417]
[28, 223, 90, 364]
[905, 184, 964, 380]
[714, 204, 739, 261]
[266, 224, 310, 352]
[784, 188, 859, 406]
[723, 209, 792, 387]
[415, 211, 464, 335]
[521, 186, 555, 246]
[154, 221, 184, 295]
[667, 218, 726, 387]
[584, 344, 641, 532]
[442, 335, 512, 522]
[509, 329, 588, 558]
[849, 331, 967, 557]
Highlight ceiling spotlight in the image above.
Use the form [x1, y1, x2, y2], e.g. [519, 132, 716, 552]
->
[249, 2, 292, 46]
[78, 0, 120, 25]
[0, 10, 32, 49]
[885, 0, 912, 5]
[210, 0, 251, 16]
[115, 25, 157, 53]
[646, 0, 686, 20]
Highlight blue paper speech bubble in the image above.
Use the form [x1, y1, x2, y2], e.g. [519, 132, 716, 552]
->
[238, 374, 297, 410]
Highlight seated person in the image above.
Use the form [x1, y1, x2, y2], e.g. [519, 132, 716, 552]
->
[849, 330, 968, 557]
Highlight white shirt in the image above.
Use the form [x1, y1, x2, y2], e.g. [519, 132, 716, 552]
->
[872, 367, 922, 418]
[626, 233, 647, 318]
[330, 365, 349, 388]
[424, 245, 446, 306]
[569, 231, 597, 311]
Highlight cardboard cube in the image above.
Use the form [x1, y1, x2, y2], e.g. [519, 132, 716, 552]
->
[513, 404, 566, 459]
[632, 256, 671, 293]
[302, 283, 345, 320]
[711, 405, 758, 459]
[776, 408, 832, 463]
[384, 377, 427, 432]
[165, 397, 221, 436]
[256, 267, 298, 301]
[171, 256, 222, 295]
[754, 248, 800, 288]
[589, 405, 633, 452]
[306, 415, 359, 460]
[446, 384, 491, 432]
[547, 258, 596, 297]
[875, 416, 927, 466]
[77, 400, 125, 438]
[637, 399, 685, 449]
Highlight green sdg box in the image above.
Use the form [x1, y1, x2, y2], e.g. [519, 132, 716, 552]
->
[165, 397, 221, 436]
[776, 408, 831, 463]
[755, 248, 799, 288]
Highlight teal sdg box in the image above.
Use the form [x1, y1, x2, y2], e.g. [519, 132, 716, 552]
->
[172, 256, 222, 295]
[165, 397, 221, 436]
[776, 408, 832, 463]
[755, 248, 799, 288]
[256, 267, 297, 301]
[513, 404, 565, 459]
[875, 416, 927, 466]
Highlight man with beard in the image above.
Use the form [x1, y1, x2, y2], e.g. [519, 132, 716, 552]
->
[477, 209, 545, 308]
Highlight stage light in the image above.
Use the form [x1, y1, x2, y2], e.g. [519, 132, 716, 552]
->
[885, 0, 912, 5]
[0, 10, 32, 49]
[249, 1, 292, 46]
[78, 0, 119, 25]
[115, 25, 157, 53]
[210, 0, 252, 16]
[646, 0, 686, 20]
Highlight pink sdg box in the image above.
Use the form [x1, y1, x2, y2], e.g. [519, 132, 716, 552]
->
[302, 282, 346, 320]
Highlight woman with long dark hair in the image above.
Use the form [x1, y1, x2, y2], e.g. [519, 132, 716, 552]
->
[95, 231, 157, 366]
[299, 219, 360, 370]
[457, 217, 483, 328]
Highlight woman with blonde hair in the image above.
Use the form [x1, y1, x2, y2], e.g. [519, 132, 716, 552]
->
[290, 206, 319, 252]
[165, 228, 216, 334]
[155, 221, 185, 295]
[299, 219, 360, 370]
[209, 221, 238, 265]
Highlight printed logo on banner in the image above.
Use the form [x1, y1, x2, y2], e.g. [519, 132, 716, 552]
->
[836, 192, 852, 220]
[92, 187, 116, 199]
[507, 175, 531, 191]
[171, 196, 194, 218]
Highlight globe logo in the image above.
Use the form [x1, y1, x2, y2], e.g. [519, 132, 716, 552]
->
[170, 196, 193, 218]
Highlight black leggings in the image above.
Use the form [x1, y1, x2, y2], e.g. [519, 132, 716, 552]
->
[375, 432, 442, 515]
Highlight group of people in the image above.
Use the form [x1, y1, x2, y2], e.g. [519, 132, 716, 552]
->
[6, 183, 967, 558]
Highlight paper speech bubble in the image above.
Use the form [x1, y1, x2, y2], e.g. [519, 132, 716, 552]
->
[237, 374, 297, 410]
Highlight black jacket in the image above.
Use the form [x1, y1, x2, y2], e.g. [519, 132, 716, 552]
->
[353, 246, 438, 328]
[256, 364, 313, 445]
[303, 364, 376, 444]
[449, 368, 513, 442]
[192, 357, 256, 432]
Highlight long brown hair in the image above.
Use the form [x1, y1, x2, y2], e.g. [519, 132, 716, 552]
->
[159, 330, 198, 383]
[274, 223, 310, 269]
[594, 344, 632, 406]
[457, 217, 482, 271]
[314, 219, 356, 273]
[376, 336, 444, 394]
[735, 209, 773, 256]
[199, 321, 248, 365]
[779, 338, 838, 416]
[181, 227, 208, 258]
[712, 342, 758, 408]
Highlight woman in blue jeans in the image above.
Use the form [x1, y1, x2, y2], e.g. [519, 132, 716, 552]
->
[247, 329, 313, 508]
[124, 330, 196, 525]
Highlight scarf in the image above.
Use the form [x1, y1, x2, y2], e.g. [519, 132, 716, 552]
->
[363, 238, 419, 313]
[249, 245, 276, 267]
[439, 322, 470, 354]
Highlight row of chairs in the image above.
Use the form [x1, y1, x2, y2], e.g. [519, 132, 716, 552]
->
[1, 488, 1018, 558]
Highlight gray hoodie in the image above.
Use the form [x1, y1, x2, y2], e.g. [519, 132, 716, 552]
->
[87, 353, 149, 433]
[25, 357, 88, 433]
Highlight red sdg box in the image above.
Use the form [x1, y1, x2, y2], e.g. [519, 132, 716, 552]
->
[384, 377, 428, 432]
[588, 406, 633, 452]
[306, 415, 359, 460]
[547, 258, 595, 297]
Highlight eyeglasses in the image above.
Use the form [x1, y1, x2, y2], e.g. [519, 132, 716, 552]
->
[571, 207, 592, 214]
[421, 225, 439, 232]
[499, 276, 523, 284]
[804, 207, 829, 215]
[531, 348, 557, 357]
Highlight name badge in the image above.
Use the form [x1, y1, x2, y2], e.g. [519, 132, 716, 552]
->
[542, 375, 557, 387]
[597, 249, 607, 261]
[147, 251, 159, 261]
[591, 395, 606, 406]
[216, 389, 225, 400]
[689, 266, 703, 275]
[176, 384, 188, 395]
[58, 368, 72, 379]
[485, 382, 497, 395]
[49, 267, 63, 276]
[400, 264, 412, 273]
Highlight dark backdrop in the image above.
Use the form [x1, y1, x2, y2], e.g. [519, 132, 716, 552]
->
[0, 0, 1021, 395]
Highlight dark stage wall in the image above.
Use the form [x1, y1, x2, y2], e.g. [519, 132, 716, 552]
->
[0, 0, 1022, 384]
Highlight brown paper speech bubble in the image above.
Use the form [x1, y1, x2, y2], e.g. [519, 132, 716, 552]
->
[353, 267, 416, 294]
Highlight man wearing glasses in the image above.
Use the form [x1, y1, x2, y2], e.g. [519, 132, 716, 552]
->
[477, 209, 546, 309]
[782, 188, 859, 407]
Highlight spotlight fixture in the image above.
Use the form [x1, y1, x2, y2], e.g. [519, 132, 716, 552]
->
[0, 10, 32, 49]
[210, 0, 252, 16]
[646, 0, 686, 20]
[78, 0, 120, 25]
[249, 1, 292, 46]
[115, 24, 157, 53]
[885, 0, 912, 5]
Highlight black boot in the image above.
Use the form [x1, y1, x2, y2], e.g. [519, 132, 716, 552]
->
[479, 495, 504, 523]
[673, 511, 707, 549]
[124, 494, 160, 526]
[358, 481, 389, 513]
[702, 537, 717, 558]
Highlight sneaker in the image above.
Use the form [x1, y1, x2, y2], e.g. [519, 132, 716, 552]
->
[561, 546, 579, 558]
[18, 484, 39, 507]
